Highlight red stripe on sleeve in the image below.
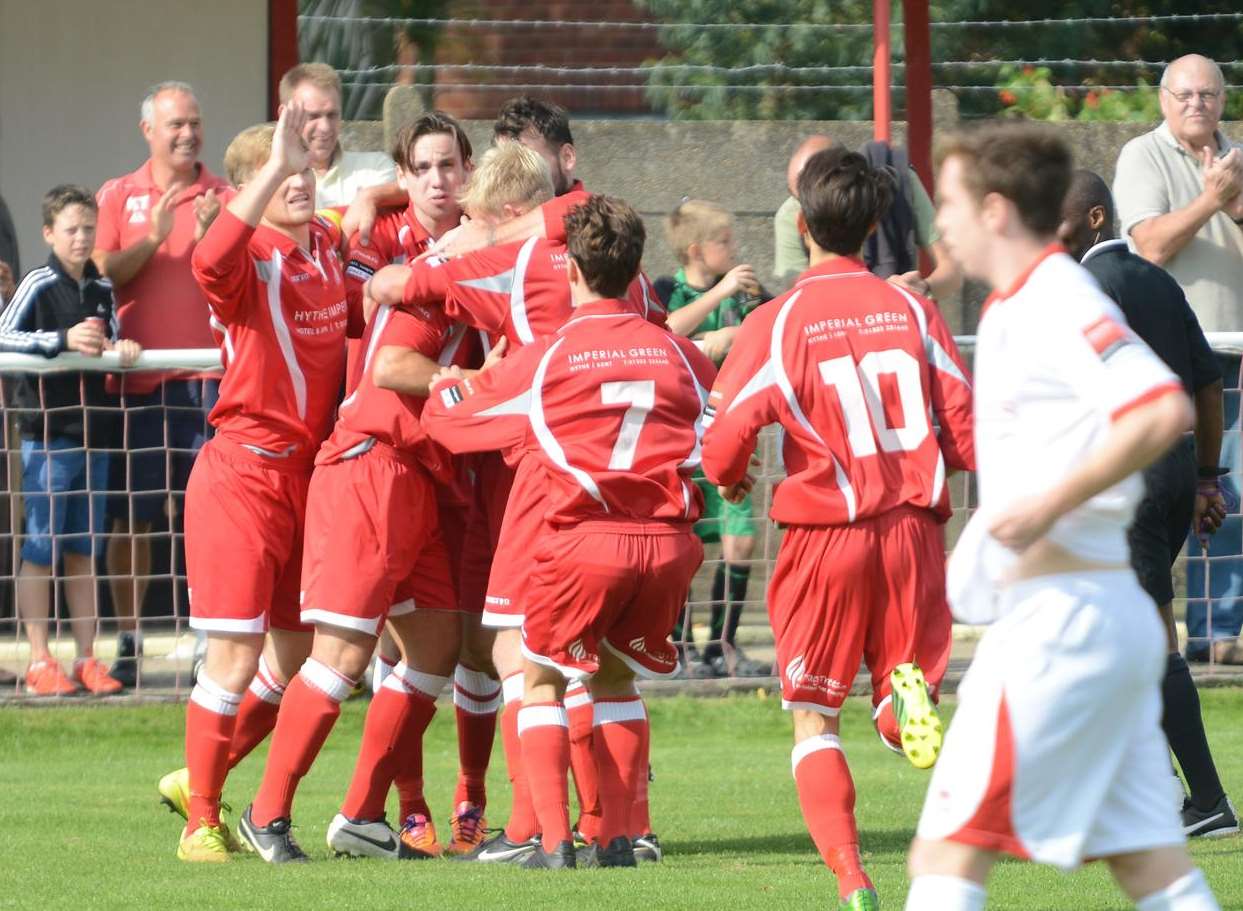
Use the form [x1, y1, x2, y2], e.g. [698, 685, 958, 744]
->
[1110, 381, 1184, 423]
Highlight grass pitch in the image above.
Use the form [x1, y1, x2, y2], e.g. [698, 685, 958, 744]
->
[2, 690, 1241, 910]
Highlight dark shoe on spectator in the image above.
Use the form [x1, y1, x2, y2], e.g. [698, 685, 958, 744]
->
[110, 631, 141, 689]
[707, 646, 772, 678]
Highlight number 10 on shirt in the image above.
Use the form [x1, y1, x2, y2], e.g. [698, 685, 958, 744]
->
[818, 349, 930, 456]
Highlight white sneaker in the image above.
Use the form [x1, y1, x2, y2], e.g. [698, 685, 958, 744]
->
[327, 813, 405, 859]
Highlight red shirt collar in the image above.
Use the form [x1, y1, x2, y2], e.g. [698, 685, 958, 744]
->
[135, 159, 220, 195]
[401, 204, 434, 246]
[562, 298, 633, 324]
[980, 242, 1066, 315]
[794, 255, 871, 285]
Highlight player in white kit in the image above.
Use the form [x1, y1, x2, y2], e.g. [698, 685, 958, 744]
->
[904, 124, 1221, 911]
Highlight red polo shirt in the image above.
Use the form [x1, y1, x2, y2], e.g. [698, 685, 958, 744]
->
[96, 160, 233, 392]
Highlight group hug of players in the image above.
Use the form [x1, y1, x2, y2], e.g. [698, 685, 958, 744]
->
[150, 88, 1223, 911]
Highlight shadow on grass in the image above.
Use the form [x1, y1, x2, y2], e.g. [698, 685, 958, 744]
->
[663, 828, 917, 858]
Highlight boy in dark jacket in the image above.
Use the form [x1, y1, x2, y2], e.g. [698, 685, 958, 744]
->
[0, 185, 141, 695]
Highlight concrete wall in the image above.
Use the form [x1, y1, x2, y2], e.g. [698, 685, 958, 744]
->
[0, 0, 267, 272]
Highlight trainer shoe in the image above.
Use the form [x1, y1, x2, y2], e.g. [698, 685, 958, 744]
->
[158, 768, 191, 820]
[452, 829, 539, 864]
[397, 812, 442, 858]
[521, 839, 577, 869]
[24, 658, 78, 696]
[889, 662, 942, 770]
[596, 835, 637, 868]
[633, 832, 663, 863]
[74, 657, 123, 695]
[839, 887, 881, 910]
[446, 801, 487, 855]
[176, 823, 232, 863]
[238, 805, 309, 864]
[110, 631, 141, 689]
[1183, 795, 1240, 838]
[327, 813, 410, 859]
[707, 646, 772, 678]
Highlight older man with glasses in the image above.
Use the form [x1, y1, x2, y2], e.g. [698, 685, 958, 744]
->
[1115, 54, 1243, 666]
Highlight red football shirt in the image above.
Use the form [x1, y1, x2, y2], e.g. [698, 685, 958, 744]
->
[191, 209, 359, 457]
[701, 257, 974, 526]
[343, 204, 434, 311]
[401, 238, 665, 350]
[96, 160, 234, 392]
[541, 180, 591, 242]
[421, 298, 717, 526]
[317, 303, 459, 482]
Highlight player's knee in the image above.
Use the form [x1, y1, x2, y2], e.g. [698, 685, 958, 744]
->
[202, 633, 264, 691]
[722, 534, 755, 563]
[309, 625, 377, 682]
[791, 708, 838, 741]
[492, 627, 524, 676]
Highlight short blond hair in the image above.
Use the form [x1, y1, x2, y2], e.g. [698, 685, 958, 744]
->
[224, 123, 275, 186]
[279, 62, 341, 104]
[457, 143, 554, 219]
[665, 199, 732, 264]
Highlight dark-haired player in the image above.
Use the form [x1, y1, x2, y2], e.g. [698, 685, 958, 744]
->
[422, 195, 714, 869]
[702, 148, 974, 911]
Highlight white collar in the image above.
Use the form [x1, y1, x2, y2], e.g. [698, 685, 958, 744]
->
[1079, 238, 1128, 265]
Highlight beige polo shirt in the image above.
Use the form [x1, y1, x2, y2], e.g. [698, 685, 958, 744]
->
[314, 148, 396, 209]
[1114, 122, 1243, 332]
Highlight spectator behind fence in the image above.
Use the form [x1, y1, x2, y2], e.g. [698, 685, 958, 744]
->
[93, 81, 229, 686]
[1115, 54, 1243, 663]
[279, 62, 396, 209]
[0, 190, 18, 302]
[655, 199, 769, 678]
[772, 135, 960, 300]
[0, 186, 141, 696]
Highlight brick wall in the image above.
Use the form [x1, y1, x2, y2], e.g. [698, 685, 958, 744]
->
[430, 0, 665, 118]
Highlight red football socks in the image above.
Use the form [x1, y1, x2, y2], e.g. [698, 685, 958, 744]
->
[792, 734, 873, 899]
[250, 660, 353, 827]
[184, 673, 243, 829]
[225, 656, 286, 770]
[519, 701, 572, 852]
[631, 703, 653, 836]
[500, 675, 538, 841]
[566, 681, 601, 841]
[344, 663, 442, 822]
[592, 695, 648, 844]
[452, 664, 501, 810]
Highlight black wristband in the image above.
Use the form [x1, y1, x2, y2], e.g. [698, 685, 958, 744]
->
[1198, 466, 1230, 479]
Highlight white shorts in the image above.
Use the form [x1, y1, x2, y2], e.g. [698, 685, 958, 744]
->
[916, 569, 1184, 870]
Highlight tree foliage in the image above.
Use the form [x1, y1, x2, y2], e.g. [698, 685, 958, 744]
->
[637, 0, 1243, 121]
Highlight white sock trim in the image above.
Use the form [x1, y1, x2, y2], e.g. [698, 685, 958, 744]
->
[247, 655, 286, 705]
[299, 658, 353, 703]
[454, 688, 501, 714]
[455, 664, 501, 698]
[190, 672, 244, 716]
[903, 875, 987, 911]
[517, 704, 568, 736]
[384, 662, 449, 699]
[1137, 869, 1219, 911]
[790, 733, 842, 777]
[593, 697, 646, 726]
[502, 672, 524, 705]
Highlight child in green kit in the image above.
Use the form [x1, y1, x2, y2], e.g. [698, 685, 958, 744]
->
[655, 199, 770, 678]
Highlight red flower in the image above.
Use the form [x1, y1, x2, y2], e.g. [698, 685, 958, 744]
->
[1000, 89, 1017, 105]
[1084, 91, 1100, 108]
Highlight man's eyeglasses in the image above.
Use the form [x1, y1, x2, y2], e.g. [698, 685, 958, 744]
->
[1162, 87, 1222, 106]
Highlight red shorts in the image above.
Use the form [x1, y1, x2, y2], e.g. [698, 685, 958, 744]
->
[481, 462, 545, 629]
[521, 522, 703, 679]
[185, 435, 312, 634]
[458, 451, 514, 616]
[300, 444, 457, 635]
[769, 506, 952, 716]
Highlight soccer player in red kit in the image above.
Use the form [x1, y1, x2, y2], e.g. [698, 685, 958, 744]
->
[368, 146, 664, 861]
[339, 111, 500, 855]
[422, 195, 715, 869]
[174, 103, 356, 862]
[701, 149, 974, 910]
[235, 292, 477, 863]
